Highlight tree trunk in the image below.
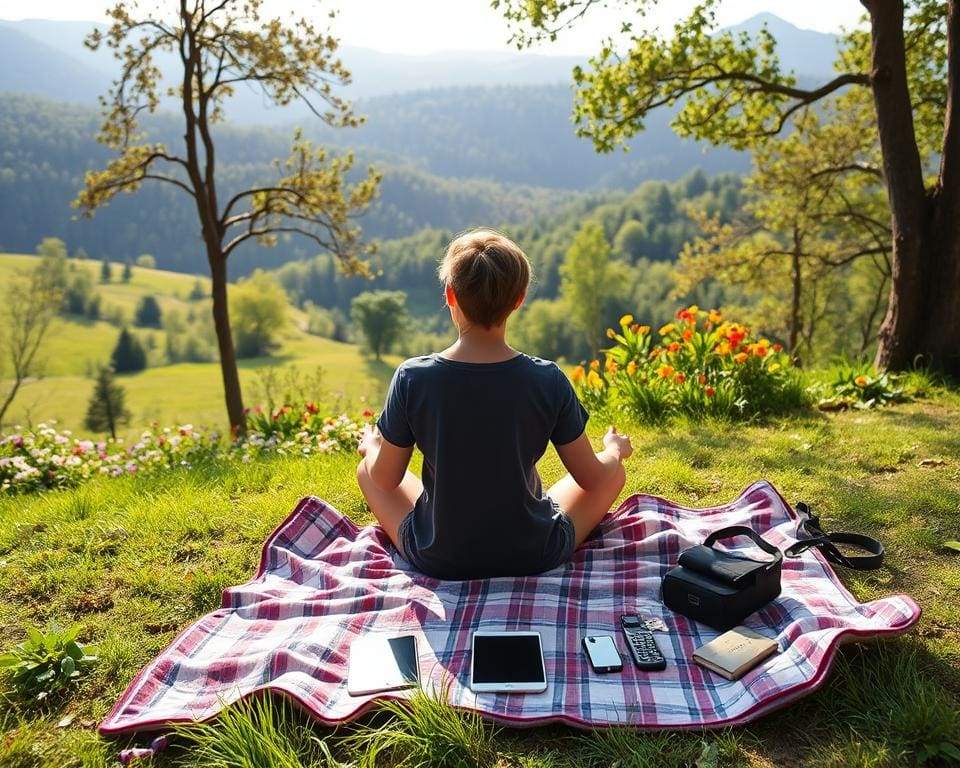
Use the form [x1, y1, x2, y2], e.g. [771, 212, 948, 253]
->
[919, 0, 960, 376]
[210, 252, 246, 434]
[867, 0, 960, 375]
[788, 236, 802, 360]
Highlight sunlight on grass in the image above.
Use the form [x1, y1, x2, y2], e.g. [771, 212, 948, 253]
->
[171, 694, 327, 768]
[1, 396, 959, 766]
[342, 682, 497, 768]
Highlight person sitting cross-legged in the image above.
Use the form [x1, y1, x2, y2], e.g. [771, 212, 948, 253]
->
[357, 228, 632, 580]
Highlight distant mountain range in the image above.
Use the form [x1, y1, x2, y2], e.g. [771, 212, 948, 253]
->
[1, 13, 839, 118]
[0, 13, 845, 275]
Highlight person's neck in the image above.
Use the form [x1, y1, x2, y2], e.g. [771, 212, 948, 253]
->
[440, 324, 518, 363]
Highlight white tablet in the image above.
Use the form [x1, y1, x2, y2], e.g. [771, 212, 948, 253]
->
[347, 634, 419, 696]
[469, 631, 547, 693]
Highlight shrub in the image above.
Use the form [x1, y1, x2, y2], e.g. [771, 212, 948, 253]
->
[1, 405, 371, 494]
[571, 306, 807, 422]
[240, 406, 373, 458]
[134, 295, 162, 327]
[0, 623, 98, 703]
[111, 327, 147, 372]
[817, 361, 908, 410]
[0, 421, 219, 494]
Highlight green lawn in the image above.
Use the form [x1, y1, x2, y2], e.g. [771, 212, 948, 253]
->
[0, 253, 401, 436]
[2, 392, 959, 767]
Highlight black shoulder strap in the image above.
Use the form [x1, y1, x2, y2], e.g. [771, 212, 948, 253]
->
[784, 502, 884, 570]
[703, 526, 783, 564]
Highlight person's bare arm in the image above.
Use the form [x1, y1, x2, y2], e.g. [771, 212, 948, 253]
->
[358, 424, 414, 491]
[554, 426, 633, 491]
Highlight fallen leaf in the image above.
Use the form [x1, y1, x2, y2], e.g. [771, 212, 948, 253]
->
[944, 541, 960, 554]
[918, 458, 946, 467]
[57, 714, 75, 728]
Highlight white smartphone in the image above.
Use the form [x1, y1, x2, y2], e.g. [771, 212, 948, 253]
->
[582, 635, 623, 673]
[469, 631, 547, 693]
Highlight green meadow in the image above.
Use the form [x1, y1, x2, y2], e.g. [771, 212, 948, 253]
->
[0, 254, 400, 435]
[2, 253, 960, 767]
[1, 391, 959, 766]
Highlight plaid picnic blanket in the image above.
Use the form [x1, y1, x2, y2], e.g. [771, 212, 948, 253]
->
[100, 479, 919, 734]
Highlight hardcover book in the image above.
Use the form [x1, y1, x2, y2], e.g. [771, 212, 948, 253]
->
[693, 626, 779, 680]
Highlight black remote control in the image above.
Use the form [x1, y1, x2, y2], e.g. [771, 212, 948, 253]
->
[620, 614, 667, 671]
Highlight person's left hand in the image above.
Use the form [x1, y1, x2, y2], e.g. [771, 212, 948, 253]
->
[358, 423, 382, 458]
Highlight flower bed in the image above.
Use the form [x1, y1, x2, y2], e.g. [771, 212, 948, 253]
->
[0, 405, 372, 495]
[571, 306, 807, 422]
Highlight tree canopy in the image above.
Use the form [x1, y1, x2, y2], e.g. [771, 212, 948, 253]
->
[498, 0, 960, 374]
[74, 0, 382, 430]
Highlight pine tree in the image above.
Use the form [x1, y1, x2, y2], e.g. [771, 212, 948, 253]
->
[134, 295, 162, 327]
[84, 366, 131, 439]
[121, 261, 133, 283]
[100, 259, 112, 283]
[110, 327, 147, 373]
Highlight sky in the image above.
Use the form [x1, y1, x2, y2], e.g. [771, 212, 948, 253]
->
[0, 0, 866, 55]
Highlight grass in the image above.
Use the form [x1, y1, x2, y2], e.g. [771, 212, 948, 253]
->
[1, 386, 959, 767]
[0, 253, 401, 436]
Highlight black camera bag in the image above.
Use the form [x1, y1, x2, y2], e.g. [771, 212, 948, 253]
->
[662, 526, 782, 631]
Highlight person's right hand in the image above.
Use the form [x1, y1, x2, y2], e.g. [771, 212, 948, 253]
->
[602, 425, 633, 460]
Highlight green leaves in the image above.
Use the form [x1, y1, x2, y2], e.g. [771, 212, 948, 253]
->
[0, 622, 98, 704]
[498, 1, 872, 153]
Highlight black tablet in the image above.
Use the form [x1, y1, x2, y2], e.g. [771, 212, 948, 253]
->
[469, 631, 547, 693]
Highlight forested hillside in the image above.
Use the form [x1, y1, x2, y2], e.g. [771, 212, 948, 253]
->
[272, 171, 745, 356]
[0, 94, 576, 275]
[303, 85, 748, 188]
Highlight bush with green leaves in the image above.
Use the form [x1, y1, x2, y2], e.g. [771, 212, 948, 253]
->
[572, 306, 807, 422]
[818, 362, 908, 410]
[0, 623, 97, 703]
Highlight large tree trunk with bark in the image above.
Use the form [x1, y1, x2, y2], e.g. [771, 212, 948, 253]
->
[209, 253, 246, 434]
[868, 0, 960, 376]
[920, 0, 960, 376]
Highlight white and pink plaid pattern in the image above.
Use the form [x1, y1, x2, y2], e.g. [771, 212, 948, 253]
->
[100, 480, 919, 734]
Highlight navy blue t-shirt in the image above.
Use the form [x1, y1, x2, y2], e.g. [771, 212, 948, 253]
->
[376, 353, 589, 580]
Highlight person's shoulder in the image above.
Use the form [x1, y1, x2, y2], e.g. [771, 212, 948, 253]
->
[398, 354, 438, 370]
[394, 354, 441, 379]
[516, 353, 566, 381]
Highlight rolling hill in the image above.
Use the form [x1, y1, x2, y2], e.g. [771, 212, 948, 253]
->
[0, 253, 399, 436]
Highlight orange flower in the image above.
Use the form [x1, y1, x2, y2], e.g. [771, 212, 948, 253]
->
[687, 304, 699, 316]
[668, 341, 681, 353]
[650, 347, 662, 357]
[590, 359, 600, 371]
[658, 364, 674, 379]
[605, 359, 619, 373]
[772, 343, 783, 352]
[755, 345, 767, 357]
[587, 370, 603, 389]
[675, 373, 686, 384]
[619, 314, 634, 326]
[734, 352, 749, 364]
[705, 386, 716, 397]
[708, 309, 722, 324]
[682, 328, 693, 341]
[627, 360, 638, 376]
[659, 323, 675, 336]
[715, 342, 731, 356]
[606, 327, 616, 339]
[855, 375, 868, 387]
[571, 365, 585, 383]
[697, 374, 707, 385]
[631, 323, 640, 333]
